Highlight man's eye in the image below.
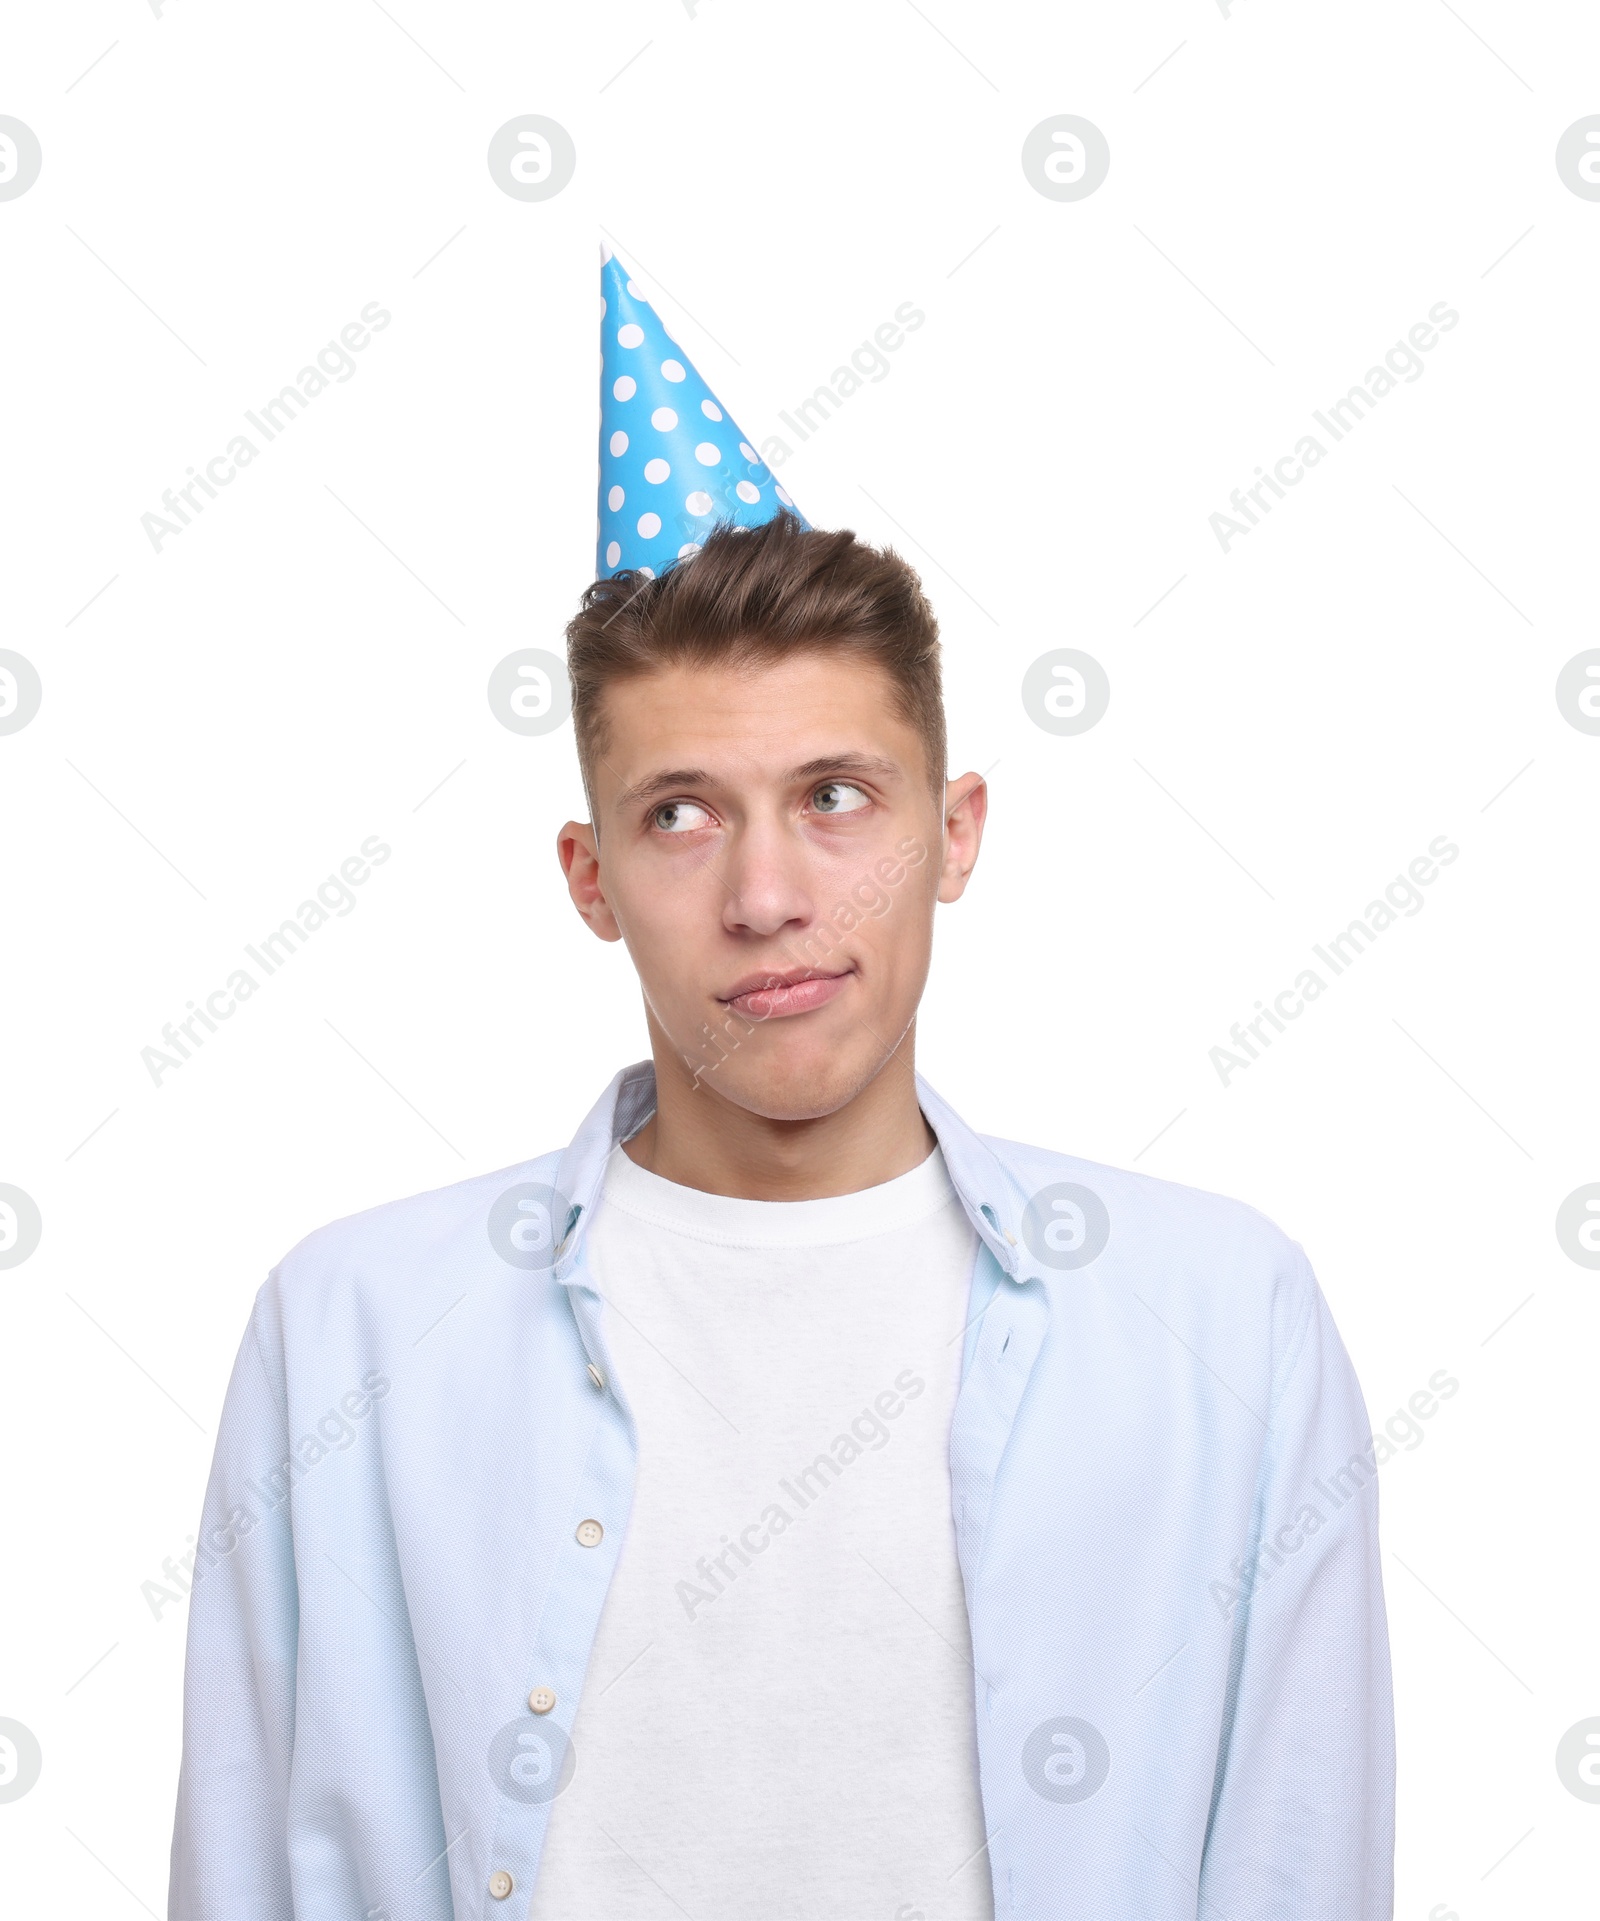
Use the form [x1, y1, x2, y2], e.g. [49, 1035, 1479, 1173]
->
[652, 800, 712, 833]
[811, 781, 870, 815]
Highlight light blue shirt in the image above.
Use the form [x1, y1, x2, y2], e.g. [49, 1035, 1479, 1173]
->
[170, 1062, 1394, 1920]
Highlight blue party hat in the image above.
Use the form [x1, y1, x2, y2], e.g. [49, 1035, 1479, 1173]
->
[597, 249, 807, 578]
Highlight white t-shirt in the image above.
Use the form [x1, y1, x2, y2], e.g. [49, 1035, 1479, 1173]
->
[529, 1141, 993, 1921]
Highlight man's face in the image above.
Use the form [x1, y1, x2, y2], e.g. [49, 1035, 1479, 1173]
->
[558, 648, 986, 1122]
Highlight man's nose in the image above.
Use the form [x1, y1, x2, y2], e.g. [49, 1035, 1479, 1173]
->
[718, 819, 814, 939]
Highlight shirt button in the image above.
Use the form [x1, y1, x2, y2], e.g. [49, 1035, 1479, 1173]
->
[586, 1361, 605, 1390]
[575, 1518, 604, 1548]
[488, 1869, 514, 1900]
[528, 1685, 557, 1715]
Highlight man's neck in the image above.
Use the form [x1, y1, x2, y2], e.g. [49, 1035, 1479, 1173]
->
[621, 1033, 937, 1201]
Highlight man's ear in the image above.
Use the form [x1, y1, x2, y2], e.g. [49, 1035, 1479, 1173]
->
[557, 820, 623, 941]
[938, 773, 988, 904]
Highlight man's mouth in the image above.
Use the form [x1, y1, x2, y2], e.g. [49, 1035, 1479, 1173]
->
[717, 967, 853, 1021]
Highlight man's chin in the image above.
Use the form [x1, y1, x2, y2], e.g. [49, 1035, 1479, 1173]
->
[688, 1034, 895, 1124]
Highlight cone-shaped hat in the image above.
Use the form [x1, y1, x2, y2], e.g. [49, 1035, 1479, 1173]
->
[597, 249, 806, 578]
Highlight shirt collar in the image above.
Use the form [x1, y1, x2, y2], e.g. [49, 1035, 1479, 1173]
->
[550, 1060, 1039, 1287]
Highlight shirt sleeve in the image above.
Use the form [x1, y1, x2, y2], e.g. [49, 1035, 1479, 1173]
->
[168, 1286, 299, 1921]
[1198, 1257, 1396, 1919]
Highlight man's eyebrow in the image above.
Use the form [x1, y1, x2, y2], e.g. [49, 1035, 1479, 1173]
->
[617, 753, 903, 811]
[616, 767, 712, 810]
[787, 753, 903, 784]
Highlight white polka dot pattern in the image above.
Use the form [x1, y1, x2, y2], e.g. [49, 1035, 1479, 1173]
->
[596, 253, 807, 578]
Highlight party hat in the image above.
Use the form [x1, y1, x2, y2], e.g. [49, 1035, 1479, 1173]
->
[597, 248, 806, 578]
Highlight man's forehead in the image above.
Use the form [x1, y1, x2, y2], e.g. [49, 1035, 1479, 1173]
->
[596, 654, 917, 791]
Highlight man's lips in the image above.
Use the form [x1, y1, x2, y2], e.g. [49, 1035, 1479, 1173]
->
[718, 968, 853, 1021]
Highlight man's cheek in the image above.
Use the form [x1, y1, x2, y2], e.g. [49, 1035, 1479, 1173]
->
[609, 891, 714, 1013]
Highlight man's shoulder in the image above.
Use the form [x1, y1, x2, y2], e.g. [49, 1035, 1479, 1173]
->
[980, 1129, 1315, 1333]
[985, 1130, 1300, 1258]
[263, 1149, 566, 1309]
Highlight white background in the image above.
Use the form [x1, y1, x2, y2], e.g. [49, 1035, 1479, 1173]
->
[3, 1, 1596, 1915]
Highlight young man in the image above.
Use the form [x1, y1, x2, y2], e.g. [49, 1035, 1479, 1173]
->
[169, 264, 1394, 1921]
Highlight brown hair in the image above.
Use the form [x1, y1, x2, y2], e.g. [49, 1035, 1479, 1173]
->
[565, 513, 945, 806]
